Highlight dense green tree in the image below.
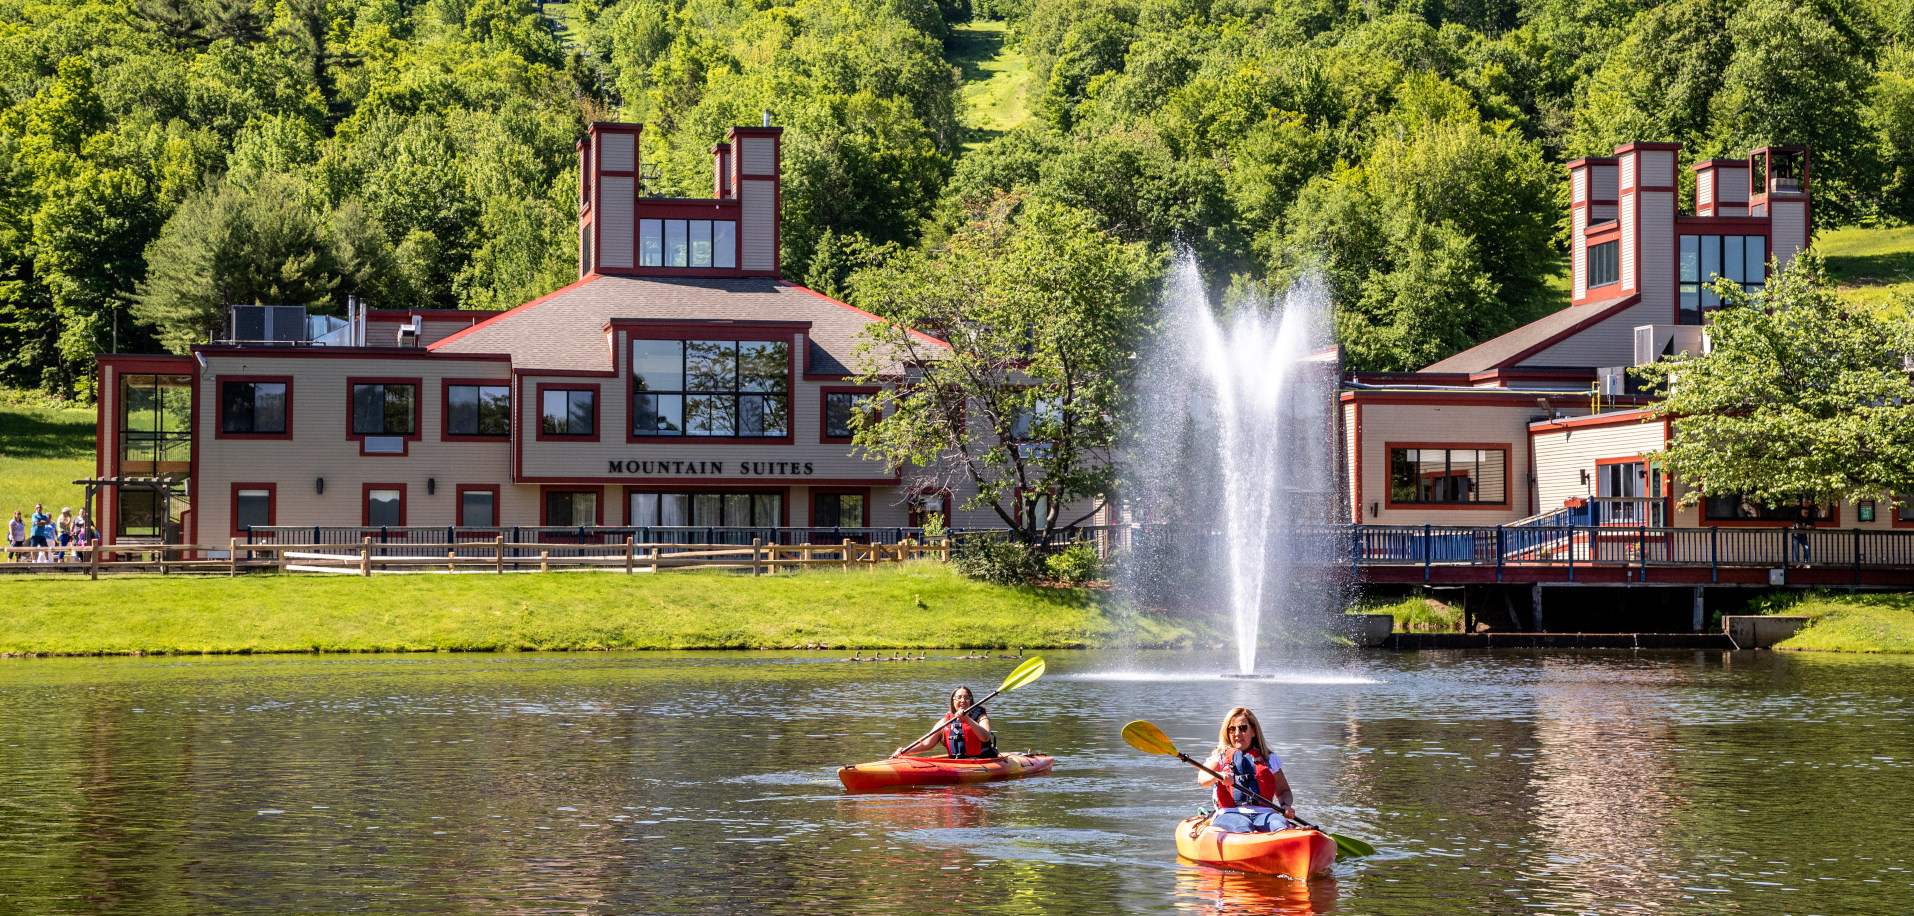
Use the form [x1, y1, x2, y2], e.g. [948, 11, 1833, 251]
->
[1637, 254, 1914, 506]
[849, 196, 1157, 544]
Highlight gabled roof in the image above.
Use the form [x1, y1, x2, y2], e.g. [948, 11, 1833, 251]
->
[1421, 294, 1638, 374]
[430, 275, 945, 373]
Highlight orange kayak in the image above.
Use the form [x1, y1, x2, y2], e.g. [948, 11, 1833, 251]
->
[1174, 816, 1337, 877]
[837, 754, 1053, 791]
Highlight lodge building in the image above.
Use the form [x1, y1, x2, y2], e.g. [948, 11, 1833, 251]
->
[94, 121, 984, 546]
[91, 133, 1906, 557]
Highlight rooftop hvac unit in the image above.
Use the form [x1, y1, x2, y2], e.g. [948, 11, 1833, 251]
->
[1597, 366, 1628, 396]
[1633, 324, 1708, 366]
[228, 305, 311, 345]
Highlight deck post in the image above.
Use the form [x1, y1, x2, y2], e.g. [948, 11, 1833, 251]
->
[1422, 523, 1431, 583]
[447, 548, 456, 573]
[229, 539, 237, 577]
[1495, 525, 1504, 583]
[753, 537, 763, 577]
[626, 537, 635, 575]
[1853, 527, 1861, 593]
[1531, 582, 1544, 632]
[1639, 525, 1647, 582]
[1710, 525, 1719, 583]
[1567, 528, 1574, 582]
[89, 544, 98, 581]
[496, 535, 505, 574]
[1692, 585, 1705, 632]
[540, 550, 549, 573]
[361, 537, 372, 577]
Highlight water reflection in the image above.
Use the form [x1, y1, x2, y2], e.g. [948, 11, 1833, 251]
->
[0, 650, 1911, 914]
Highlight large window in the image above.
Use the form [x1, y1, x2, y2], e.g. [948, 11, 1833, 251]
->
[119, 373, 192, 473]
[447, 384, 510, 436]
[813, 492, 866, 527]
[630, 492, 782, 527]
[545, 490, 598, 526]
[632, 339, 789, 437]
[459, 487, 497, 527]
[1898, 496, 1914, 524]
[639, 219, 737, 268]
[1587, 240, 1619, 289]
[1680, 234, 1766, 322]
[220, 380, 288, 435]
[1388, 447, 1508, 505]
[541, 388, 596, 437]
[1704, 494, 1831, 522]
[351, 383, 417, 435]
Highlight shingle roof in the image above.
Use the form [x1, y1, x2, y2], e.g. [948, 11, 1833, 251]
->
[1421, 294, 1637, 374]
[429, 276, 943, 372]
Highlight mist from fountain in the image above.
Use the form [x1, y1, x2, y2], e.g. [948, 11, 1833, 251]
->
[1121, 252, 1339, 675]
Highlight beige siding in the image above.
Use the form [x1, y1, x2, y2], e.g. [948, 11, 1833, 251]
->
[599, 132, 634, 173]
[740, 180, 775, 271]
[599, 176, 634, 269]
[1571, 207, 1586, 298]
[1344, 402, 1359, 521]
[1531, 416, 1667, 512]
[1572, 170, 1586, 204]
[741, 138, 775, 176]
[1717, 171, 1748, 204]
[1351, 400, 1588, 525]
[420, 317, 484, 347]
[1697, 171, 1713, 209]
[1620, 193, 1636, 290]
[1771, 200, 1809, 270]
[1642, 149, 1675, 187]
[1638, 190, 1674, 314]
[194, 353, 514, 541]
[1620, 155, 1635, 194]
[1520, 300, 1662, 368]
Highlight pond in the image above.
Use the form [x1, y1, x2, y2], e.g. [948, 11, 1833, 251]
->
[1, 649, 1910, 915]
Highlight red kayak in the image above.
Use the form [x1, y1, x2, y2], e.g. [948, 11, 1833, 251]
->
[1175, 816, 1337, 877]
[837, 753, 1053, 791]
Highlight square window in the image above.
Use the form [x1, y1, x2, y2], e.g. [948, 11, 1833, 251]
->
[448, 384, 509, 436]
[541, 389, 595, 436]
[221, 381, 287, 434]
[235, 488, 272, 533]
[352, 383, 415, 435]
[813, 493, 865, 527]
[545, 491, 597, 526]
[367, 489, 403, 527]
[461, 489, 496, 527]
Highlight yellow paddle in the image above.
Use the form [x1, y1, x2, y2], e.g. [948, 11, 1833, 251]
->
[891, 656, 1046, 757]
[1121, 719, 1376, 859]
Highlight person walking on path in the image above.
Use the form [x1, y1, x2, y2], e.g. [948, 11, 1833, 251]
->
[7, 511, 23, 562]
[29, 504, 50, 562]
[54, 507, 74, 561]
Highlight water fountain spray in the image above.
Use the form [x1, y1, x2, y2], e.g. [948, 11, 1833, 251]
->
[1122, 252, 1338, 674]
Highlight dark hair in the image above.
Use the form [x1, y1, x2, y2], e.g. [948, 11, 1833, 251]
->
[948, 685, 975, 714]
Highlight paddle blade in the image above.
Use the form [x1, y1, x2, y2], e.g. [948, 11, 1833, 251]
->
[1121, 720, 1179, 757]
[997, 655, 1046, 693]
[1331, 833, 1376, 858]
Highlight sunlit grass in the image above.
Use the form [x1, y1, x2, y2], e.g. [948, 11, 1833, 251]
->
[1774, 594, 1914, 653]
[0, 561, 1213, 655]
[0, 394, 95, 520]
[1815, 226, 1914, 316]
[1349, 595, 1462, 633]
[948, 20, 1033, 149]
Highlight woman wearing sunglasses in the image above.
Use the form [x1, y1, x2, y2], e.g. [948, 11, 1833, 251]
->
[1196, 706, 1294, 832]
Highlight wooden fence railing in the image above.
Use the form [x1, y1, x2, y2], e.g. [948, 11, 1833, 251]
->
[1, 538, 949, 578]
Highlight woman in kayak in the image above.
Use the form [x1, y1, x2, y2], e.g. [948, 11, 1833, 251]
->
[894, 685, 997, 759]
[1197, 706, 1295, 832]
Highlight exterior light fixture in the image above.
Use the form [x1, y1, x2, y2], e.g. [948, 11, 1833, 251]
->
[316, 477, 325, 494]
[427, 478, 436, 495]
[1369, 502, 1379, 518]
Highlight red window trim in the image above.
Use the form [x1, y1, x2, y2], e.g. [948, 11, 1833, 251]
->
[346, 377, 424, 456]
[455, 484, 501, 526]
[621, 326, 799, 445]
[1889, 495, 1914, 529]
[214, 375, 294, 440]
[809, 488, 871, 527]
[539, 486, 605, 526]
[820, 385, 881, 444]
[534, 381, 603, 442]
[441, 378, 513, 442]
[1383, 441, 1514, 510]
[362, 482, 408, 527]
[621, 485, 791, 526]
[229, 482, 277, 537]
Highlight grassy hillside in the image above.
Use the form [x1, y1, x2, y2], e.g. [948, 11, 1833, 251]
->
[948, 21, 1033, 149]
[0, 391, 94, 520]
[0, 561, 1209, 655]
[1817, 226, 1914, 314]
[1774, 593, 1914, 653]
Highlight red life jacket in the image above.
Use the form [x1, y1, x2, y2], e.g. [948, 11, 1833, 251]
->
[1212, 748, 1278, 810]
[942, 708, 991, 758]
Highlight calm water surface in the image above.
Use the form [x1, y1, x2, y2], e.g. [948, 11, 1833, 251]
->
[1, 649, 1910, 915]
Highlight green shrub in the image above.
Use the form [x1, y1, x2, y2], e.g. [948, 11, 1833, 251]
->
[1045, 540, 1101, 585]
[950, 533, 1046, 586]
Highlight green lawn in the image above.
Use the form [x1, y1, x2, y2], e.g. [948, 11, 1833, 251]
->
[1814, 225, 1914, 315]
[0, 393, 94, 521]
[948, 20, 1032, 149]
[1773, 593, 1914, 653]
[0, 561, 1211, 655]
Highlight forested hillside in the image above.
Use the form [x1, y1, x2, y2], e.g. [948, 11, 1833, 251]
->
[1, 0, 1909, 397]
